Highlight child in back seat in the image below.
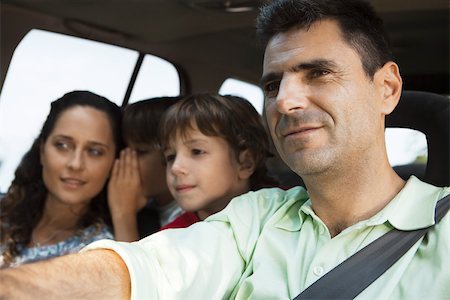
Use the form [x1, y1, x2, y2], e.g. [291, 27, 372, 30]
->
[159, 93, 276, 230]
[108, 97, 183, 241]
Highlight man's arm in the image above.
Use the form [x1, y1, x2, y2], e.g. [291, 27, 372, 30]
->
[0, 249, 130, 300]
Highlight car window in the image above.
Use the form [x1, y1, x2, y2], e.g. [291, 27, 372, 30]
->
[0, 29, 180, 192]
[219, 78, 264, 114]
[385, 128, 427, 166]
[128, 54, 180, 103]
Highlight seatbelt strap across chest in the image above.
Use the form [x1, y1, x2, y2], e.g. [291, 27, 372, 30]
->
[293, 194, 450, 300]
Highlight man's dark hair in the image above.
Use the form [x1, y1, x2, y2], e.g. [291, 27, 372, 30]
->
[256, 0, 393, 77]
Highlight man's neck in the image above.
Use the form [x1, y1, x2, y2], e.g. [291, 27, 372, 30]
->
[303, 161, 405, 237]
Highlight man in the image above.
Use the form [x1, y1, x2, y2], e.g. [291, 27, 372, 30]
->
[1, 0, 449, 299]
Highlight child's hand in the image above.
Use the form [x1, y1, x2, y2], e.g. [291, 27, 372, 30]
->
[108, 148, 147, 218]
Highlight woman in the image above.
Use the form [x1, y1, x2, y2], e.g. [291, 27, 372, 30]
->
[0, 91, 123, 268]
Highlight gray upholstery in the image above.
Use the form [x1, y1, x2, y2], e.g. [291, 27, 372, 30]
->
[387, 90, 450, 187]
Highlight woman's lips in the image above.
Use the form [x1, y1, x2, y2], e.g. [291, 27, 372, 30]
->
[60, 177, 86, 189]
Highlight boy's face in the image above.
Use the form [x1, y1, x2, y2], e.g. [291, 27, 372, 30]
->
[164, 127, 250, 219]
[126, 140, 172, 206]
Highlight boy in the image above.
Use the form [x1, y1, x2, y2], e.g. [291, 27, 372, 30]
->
[108, 97, 183, 241]
[159, 93, 275, 229]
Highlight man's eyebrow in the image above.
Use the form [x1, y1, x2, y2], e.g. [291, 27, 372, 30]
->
[260, 59, 338, 87]
[290, 59, 338, 72]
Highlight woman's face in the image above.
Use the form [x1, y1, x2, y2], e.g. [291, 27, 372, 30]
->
[40, 106, 116, 209]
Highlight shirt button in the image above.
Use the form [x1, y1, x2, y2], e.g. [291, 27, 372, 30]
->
[313, 266, 324, 276]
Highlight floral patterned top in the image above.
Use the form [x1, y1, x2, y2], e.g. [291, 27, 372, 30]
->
[1, 224, 113, 268]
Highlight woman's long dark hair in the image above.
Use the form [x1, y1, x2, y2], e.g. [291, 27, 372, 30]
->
[0, 91, 123, 267]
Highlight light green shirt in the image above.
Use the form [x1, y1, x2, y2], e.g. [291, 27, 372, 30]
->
[85, 176, 450, 299]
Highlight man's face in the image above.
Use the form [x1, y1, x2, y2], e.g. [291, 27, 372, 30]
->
[262, 19, 384, 177]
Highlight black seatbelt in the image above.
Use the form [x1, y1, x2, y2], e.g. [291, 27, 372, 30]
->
[293, 194, 450, 300]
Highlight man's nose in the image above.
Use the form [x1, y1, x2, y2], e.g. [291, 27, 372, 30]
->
[275, 75, 310, 114]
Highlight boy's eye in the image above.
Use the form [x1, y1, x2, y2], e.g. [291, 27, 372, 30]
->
[165, 154, 176, 163]
[136, 149, 149, 156]
[192, 149, 205, 156]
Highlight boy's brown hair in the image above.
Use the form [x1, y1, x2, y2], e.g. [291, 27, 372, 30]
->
[159, 93, 276, 190]
[122, 96, 181, 148]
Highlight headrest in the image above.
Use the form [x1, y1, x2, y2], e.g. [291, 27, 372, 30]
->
[386, 90, 449, 187]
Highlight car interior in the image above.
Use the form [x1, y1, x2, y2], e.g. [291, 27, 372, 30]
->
[0, 0, 449, 193]
[387, 91, 449, 187]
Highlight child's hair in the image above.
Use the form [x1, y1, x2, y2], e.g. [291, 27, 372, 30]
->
[159, 93, 276, 190]
[122, 96, 182, 148]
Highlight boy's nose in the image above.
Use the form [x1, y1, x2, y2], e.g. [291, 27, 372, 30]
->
[170, 157, 188, 176]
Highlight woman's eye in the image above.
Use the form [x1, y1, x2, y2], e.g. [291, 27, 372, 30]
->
[88, 148, 104, 157]
[54, 141, 69, 151]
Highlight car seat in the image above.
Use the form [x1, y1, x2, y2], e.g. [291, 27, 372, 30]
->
[386, 90, 449, 187]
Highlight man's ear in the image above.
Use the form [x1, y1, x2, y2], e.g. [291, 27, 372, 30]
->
[374, 61, 403, 115]
[237, 149, 256, 180]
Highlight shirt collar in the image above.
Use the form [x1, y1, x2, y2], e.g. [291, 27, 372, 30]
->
[275, 176, 444, 232]
[376, 176, 444, 230]
[274, 187, 310, 232]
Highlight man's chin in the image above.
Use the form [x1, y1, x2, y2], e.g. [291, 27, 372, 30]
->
[283, 150, 334, 176]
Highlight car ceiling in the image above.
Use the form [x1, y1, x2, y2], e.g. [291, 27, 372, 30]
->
[1, 0, 449, 94]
